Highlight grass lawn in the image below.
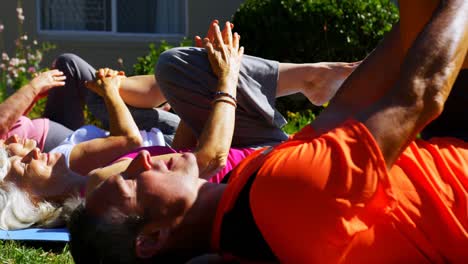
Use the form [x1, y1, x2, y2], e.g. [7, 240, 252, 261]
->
[0, 240, 73, 263]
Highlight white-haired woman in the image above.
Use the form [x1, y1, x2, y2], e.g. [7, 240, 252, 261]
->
[0, 68, 146, 230]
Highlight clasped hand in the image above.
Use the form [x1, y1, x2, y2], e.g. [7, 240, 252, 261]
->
[85, 68, 126, 97]
[200, 21, 244, 82]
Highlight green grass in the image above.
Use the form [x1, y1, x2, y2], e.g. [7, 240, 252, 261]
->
[0, 241, 73, 263]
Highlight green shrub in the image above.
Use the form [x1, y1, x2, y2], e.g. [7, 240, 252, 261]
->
[233, 0, 398, 62]
[282, 109, 316, 134]
[132, 39, 192, 75]
[233, 0, 399, 116]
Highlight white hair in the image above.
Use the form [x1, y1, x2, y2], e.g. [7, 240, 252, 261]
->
[0, 148, 10, 181]
[0, 182, 59, 229]
[0, 182, 83, 230]
[0, 147, 83, 230]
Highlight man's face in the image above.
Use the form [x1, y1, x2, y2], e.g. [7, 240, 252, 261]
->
[86, 150, 200, 229]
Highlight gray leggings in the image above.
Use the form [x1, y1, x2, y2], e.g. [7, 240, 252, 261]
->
[156, 47, 288, 148]
[43, 53, 181, 145]
[43, 120, 73, 152]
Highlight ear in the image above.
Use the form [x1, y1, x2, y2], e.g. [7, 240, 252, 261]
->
[135, 229, 169, 259]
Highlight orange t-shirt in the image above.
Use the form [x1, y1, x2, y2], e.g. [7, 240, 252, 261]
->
[399, 0, 468, 69]
[212, 120, 468, 263]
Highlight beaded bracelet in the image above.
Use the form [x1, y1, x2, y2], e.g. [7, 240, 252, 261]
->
[213, 91, 237, 103]
[211, 97, 237, 108]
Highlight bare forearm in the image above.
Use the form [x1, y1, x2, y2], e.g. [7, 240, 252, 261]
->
[172, 120, 198, 149]
[359, 0, 468, 167]
[395, 0, 468, 118]
[119, 75, 166, 108]
[0, 84, 38, 135]
[331, 23, 403, 116]
[103, 91, 142, 145]
[195, 79, 237, 178]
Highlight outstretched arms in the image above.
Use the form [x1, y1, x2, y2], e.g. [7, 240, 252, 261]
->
[0, 70, 65, 135]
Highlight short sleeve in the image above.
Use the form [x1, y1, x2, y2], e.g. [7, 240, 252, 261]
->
[2, 117, 49, 151]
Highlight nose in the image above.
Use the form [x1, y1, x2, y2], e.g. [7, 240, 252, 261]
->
[5, 135, 20, 144]
[124, 150, 152, 179]
[21, 148, 41, 163]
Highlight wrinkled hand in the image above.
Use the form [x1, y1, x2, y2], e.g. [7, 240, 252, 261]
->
[85, 68, 126, 97]
[203, 22, 244, 82]
[195, 20, 235, 48]
[29, 69, 66, 98]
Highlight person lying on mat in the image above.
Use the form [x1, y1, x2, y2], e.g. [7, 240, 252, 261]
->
[0, 19, 359, 231]
[0, 66, 251, 230]
[70, 1, 468, 263]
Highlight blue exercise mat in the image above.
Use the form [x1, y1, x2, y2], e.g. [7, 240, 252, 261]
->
[0, 228, 69, 242]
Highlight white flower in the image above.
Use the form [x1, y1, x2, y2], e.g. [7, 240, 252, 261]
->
[10, 69, 18, 78]
[33, 40, 38, 45]
[20, 35, 28, 41]
[18, 67, 26, 73]
[0, 24, 4, 33]
[16, 8, 23, 15]
[9, 58, 20, 66]
[19, 59, 27, 65]
[0, 63, 5, 70]
[2, 53, 9, 61]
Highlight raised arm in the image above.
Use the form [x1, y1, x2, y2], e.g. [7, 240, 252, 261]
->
[315, 0, 468, 168]
[362, 0, 468, 166]
[0, 70, 65, 135]
[69, 69, 143, 175]
[193, 22, 244, 179]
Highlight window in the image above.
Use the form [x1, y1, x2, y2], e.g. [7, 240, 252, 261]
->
[38, 0, 186, 35]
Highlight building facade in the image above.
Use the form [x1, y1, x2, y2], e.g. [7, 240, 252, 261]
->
[0, 0, 245, 70]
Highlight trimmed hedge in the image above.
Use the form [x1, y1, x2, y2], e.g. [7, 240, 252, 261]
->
[233, 0, 399, 115]
[233, 0, 399, 62]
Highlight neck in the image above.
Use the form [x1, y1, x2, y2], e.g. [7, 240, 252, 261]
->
[167, 181, 226, 254]
[45, 170, 87, 203]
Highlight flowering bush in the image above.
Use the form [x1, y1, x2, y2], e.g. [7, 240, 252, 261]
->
[0, 2, 55, 102]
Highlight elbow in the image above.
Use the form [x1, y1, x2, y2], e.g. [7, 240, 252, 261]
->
[211, 155, 228, 172]
[403, 76, 446, 122]
[423, 92, 445, 121]
[126, 135, 143, 149]
[197, 151, 228, 179]
[418, 76, 448, 121]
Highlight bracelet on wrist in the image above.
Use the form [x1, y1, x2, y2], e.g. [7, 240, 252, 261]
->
[211, 97, 237, 108]
[213, 91, 237, 103]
